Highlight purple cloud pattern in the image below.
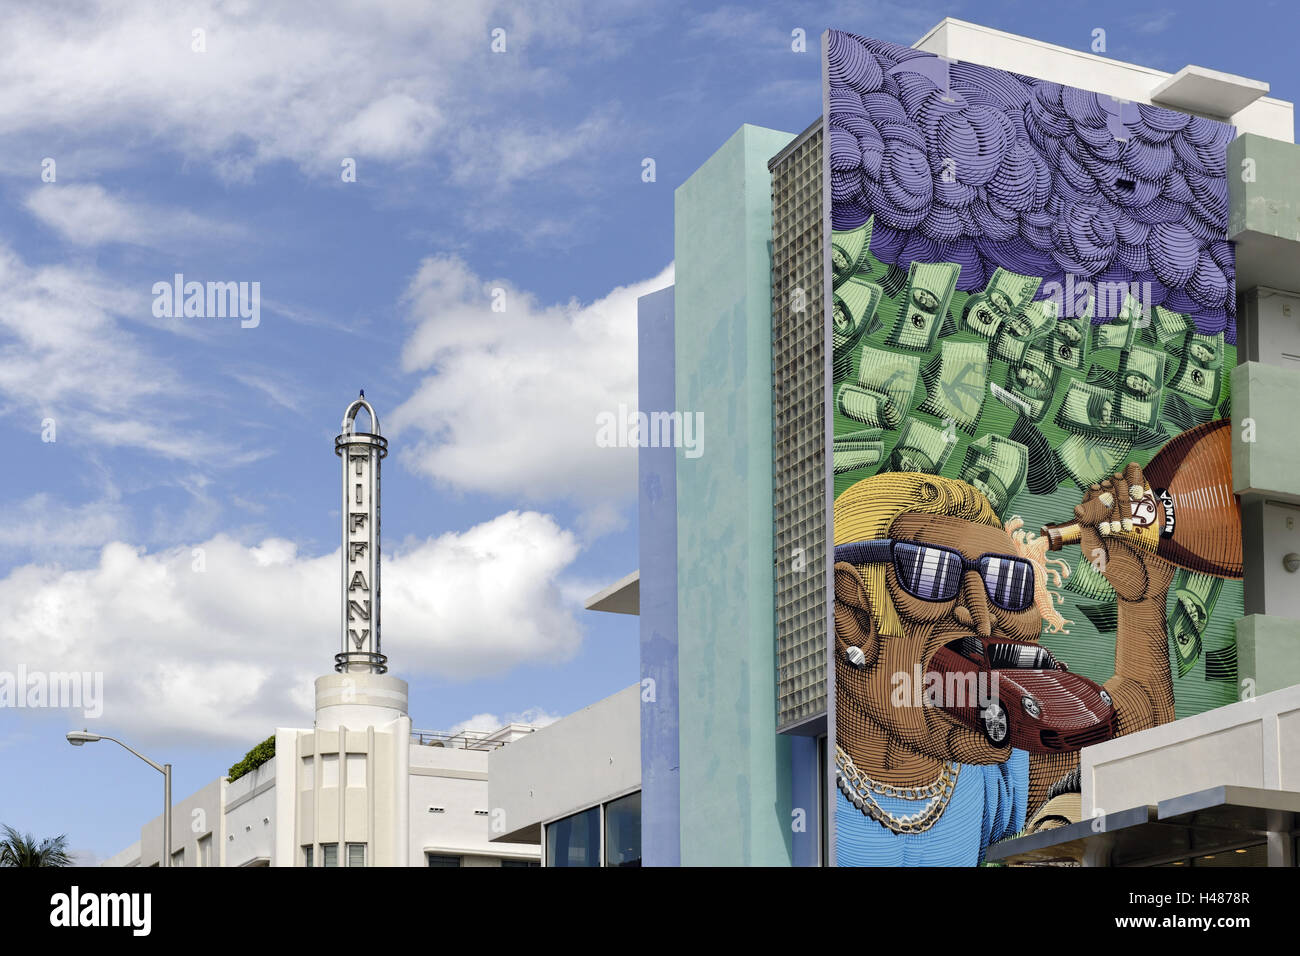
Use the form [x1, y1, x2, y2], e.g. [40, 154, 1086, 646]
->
[827, 31, 1235, 337]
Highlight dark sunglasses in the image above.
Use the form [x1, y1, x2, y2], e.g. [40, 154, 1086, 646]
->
[834, 539, 1036, 612]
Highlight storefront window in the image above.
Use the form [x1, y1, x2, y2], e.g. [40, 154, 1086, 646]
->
[604, 792, 641, 867]
[545, 806, 600, 867]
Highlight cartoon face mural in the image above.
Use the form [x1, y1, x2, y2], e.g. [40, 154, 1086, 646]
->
[823, 30, 1244, 866]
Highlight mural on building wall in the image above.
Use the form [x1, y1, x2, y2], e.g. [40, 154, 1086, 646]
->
[823, 29, 1244, 866]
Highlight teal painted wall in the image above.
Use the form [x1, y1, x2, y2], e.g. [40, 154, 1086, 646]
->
[1228, 134, 1300, 245]
[1232, 361, 1300, 498]
[1237, 614, 1300, 695]
[674, 124, 795, 865]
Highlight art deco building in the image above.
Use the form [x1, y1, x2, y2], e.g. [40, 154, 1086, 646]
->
[104, 396, 542, 867]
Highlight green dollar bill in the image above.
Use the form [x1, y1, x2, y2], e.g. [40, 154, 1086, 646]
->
[1168, 569, 1222, 678]
[885, 417, 954, 474]
[836, 383, 899, 429]
[1169, 331, 1224, 406]
[885, 261, 960, 352]
[994, 297, 1057, 363]
[918, 340, 989, 433]
[1056, 432, 1133, 487]
[836, 427, 885, 443]
[961, 268, 1040, 339]
[1152, 306, 1190, 346]
[1047, 300, 1091, 371]
[1067, 555, 1117, 601]
[833, 441, 885, 475]
[1203, 644, 1237, 681]
[1116, 345, 1168, 428]
[1161, 390, 1215, 434]
[959, 434, 1028, 516]
[1091, 295, 1139, 351]
[857, 349, 921, 423]
[1077, 602, 1119, 633]
[1002, 347, 1058, 422]
[831, 219, 874, 289]
[832, 277, 883, 374]
[1056, 380, 1126, 437]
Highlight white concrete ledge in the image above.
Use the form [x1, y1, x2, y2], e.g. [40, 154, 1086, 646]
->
[584, 570, 640, 615]
[1082, 683, 1300, 817]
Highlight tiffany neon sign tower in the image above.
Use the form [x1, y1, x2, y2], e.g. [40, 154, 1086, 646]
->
[335, 392, 387, 674]
[311, 392, 409, 780]
[297, 393, 411, 866]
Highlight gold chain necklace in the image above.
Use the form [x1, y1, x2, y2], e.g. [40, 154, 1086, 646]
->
[835, 746, 961, 834]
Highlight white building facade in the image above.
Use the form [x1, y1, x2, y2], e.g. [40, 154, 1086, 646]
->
[102, 396, 541, 868]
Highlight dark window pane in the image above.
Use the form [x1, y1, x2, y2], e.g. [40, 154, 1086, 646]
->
[545, 807, 600, 867]
[604, 792, 642, 867]
[426, 854, 461, 867]
[501, 858, 540, 868]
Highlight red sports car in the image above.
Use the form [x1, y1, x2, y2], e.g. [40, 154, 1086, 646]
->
[929, 636, 1118, 753]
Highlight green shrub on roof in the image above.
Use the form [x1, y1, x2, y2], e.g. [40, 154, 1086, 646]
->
[228, 735, 276, 782]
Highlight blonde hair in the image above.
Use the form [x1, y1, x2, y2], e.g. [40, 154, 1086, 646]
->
[834, 473, 1000, 638]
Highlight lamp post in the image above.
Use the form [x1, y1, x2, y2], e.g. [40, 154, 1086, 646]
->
[67, 731, 172, 867]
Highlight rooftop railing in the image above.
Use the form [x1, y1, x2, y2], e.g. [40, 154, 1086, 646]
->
[409, 727, 535, 751]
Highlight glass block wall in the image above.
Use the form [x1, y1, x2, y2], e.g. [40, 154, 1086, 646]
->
[770, 119, 828, 731]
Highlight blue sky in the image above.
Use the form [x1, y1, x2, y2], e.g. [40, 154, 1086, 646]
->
[0, 0, 1293, 863]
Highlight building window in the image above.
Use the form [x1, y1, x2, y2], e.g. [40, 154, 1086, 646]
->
[322, 843, 338, 867]
[321, 753, 339, 788]
[300, 756, 314, 789]
[604, 791, 642, 867]
[426, 853, 461, 867]
[545, 806, 600, 867]
[501, 858, 540, 868]
[198, 834, 212, 868]
[346, 754, 366, 788]
[346, 843, 366, 867]
[171, 848, 185, 868]
[302, 845, 314, 868]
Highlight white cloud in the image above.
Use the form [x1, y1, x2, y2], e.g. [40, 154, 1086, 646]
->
[0, 0, 610, 183]
[0, 241, 261, 463]
[24, 184, 245, 249]
[227, 368, 306, 414]
[447, 707, 560, 736]
[389, 256, 673, 506]
[324, 93, 441, 162]
[0, 492, 128, 563]
[1131, 10, 1176, 34]
[448, 108, 619, 190]
[0, 510, 584, 746]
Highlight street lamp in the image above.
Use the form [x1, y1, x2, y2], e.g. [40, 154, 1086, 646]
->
[67, 730, 172, 867]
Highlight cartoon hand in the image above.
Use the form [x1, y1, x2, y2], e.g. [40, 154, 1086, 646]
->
[1072, 463, 1174, 604]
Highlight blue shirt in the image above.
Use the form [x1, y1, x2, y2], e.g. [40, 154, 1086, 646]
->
[836, 749, 1028, 866]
